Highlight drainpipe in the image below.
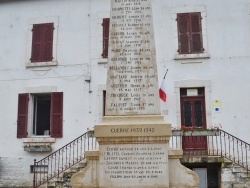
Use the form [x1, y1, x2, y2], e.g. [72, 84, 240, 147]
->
[88, 0, 92, 93]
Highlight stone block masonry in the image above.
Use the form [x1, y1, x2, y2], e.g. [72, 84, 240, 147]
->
[0, 157, 32, 187]
[221, 166, 250, 188]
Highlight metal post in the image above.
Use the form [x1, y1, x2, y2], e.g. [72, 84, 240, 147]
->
[33, 159, 36, 188]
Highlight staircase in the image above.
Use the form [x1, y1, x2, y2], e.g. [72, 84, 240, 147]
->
[33, 129, 250, 187]
[32, 130, 97, 188]
[46, 161, 87, 188]
[170, 129, 250, 172]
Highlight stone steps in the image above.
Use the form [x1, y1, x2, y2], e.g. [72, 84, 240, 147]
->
[44, 161, 87, 188]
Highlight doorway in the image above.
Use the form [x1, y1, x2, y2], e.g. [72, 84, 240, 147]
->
[180, 88, 207, 153]
[193, 168, 207, 188]
[183, 163, 220, 188]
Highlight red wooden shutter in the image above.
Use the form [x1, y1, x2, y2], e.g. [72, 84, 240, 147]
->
[101, 18, 110, 58]
[43, 23, 54, 61]
[50, 92, 63, 138]
[177, 13, 190, 54]
[190, 13, 203, 53]
[177, 12, 203, 54]
[17, 93, 29, 138]
[31, 23, 54, 62]
[31, 24, 43, 62]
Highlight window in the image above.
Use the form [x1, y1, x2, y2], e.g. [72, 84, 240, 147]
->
[98, 84, 106, 121]
[101, 18, 110, 58]
[30, 165, 48, 173]
[180, 88, 206, 128]
[177, 13, 203, 54]
[26, 17, 58, 67]
[103, 90, 106, 116]
[17, 92, 63, 138]
[171, 6, 209, 60]
[31, 23, 54, 62]
[32, 94, 51, 135]
[174, 79, 211, 128]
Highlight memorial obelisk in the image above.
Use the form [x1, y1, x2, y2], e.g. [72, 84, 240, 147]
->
[95, 0, 171, 187]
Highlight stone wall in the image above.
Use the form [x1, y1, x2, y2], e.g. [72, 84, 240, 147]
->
[221, 164, 250, 188]
[0, 157, 32, 187]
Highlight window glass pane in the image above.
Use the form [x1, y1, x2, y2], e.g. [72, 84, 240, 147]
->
[33, 94, 51, 135]
[183, 101, 192, 126]
[194, 100, 203, 127]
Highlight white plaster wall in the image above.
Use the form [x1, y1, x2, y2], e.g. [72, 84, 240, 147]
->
[0, 0, 103, 186]
[155, 0, 250, 142]
[0, 0, 250, 186]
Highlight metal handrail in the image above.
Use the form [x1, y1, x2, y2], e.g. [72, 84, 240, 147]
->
[33, 130, 97, 188]
[170, 129, 250, 172]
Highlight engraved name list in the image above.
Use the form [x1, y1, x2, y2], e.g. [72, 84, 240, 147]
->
[100, 145, 168, 180]
[106, 0, 160, 116]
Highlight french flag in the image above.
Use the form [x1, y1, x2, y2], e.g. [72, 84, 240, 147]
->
[159, 70, 168, 102]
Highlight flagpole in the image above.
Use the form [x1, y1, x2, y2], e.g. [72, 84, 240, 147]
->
[159, 69, 168, 102]
[163, 69, 168, 79]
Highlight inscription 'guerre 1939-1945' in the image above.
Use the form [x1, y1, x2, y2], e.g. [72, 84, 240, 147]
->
[105, 0, 160, 116]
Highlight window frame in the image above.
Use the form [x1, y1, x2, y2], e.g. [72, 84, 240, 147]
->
[97, 13, 110, 64]
[171, 6, 209, 60]
[98, 84, 106, 121]
[30, 165, 48, 173]
[101, 18, 110, 59]
[30, 23, 54, 63]
[180, 88, 206, 128]
[177, 12, 203, 55]
[103, 90, 106, 116]
[174, 80, 211, 128]
[26, 17, 58, 68]
[17, 92, 63, 138]
[31, 93, 51, 136]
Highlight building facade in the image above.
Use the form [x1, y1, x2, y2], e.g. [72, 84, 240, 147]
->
[0, 0, 250, 187]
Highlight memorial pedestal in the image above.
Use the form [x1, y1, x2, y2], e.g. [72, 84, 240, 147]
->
[71, 115, 171, 188]
[96, 115, 171, 188]
[168, 149, 199, 188]
[71, 150, 99, 188]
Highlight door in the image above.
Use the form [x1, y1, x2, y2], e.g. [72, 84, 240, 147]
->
[180, 88, 207, 153]
[193, 168, 207, 188]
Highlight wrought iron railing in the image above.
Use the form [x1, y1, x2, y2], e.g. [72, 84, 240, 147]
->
[170, 129, 250, 172]
[32, 130, 97, 188]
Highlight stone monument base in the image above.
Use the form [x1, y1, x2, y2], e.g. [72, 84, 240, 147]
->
[71, 115, 198, 188]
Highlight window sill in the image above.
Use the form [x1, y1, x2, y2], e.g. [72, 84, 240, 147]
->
[26, 61, 57, 68]
[98, 58, 108, 64]
[22, 137, 55, 152]
[174, 53, 210, 60]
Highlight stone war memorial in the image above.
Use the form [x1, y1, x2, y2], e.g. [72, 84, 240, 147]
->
[71, 0, 199, 187]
